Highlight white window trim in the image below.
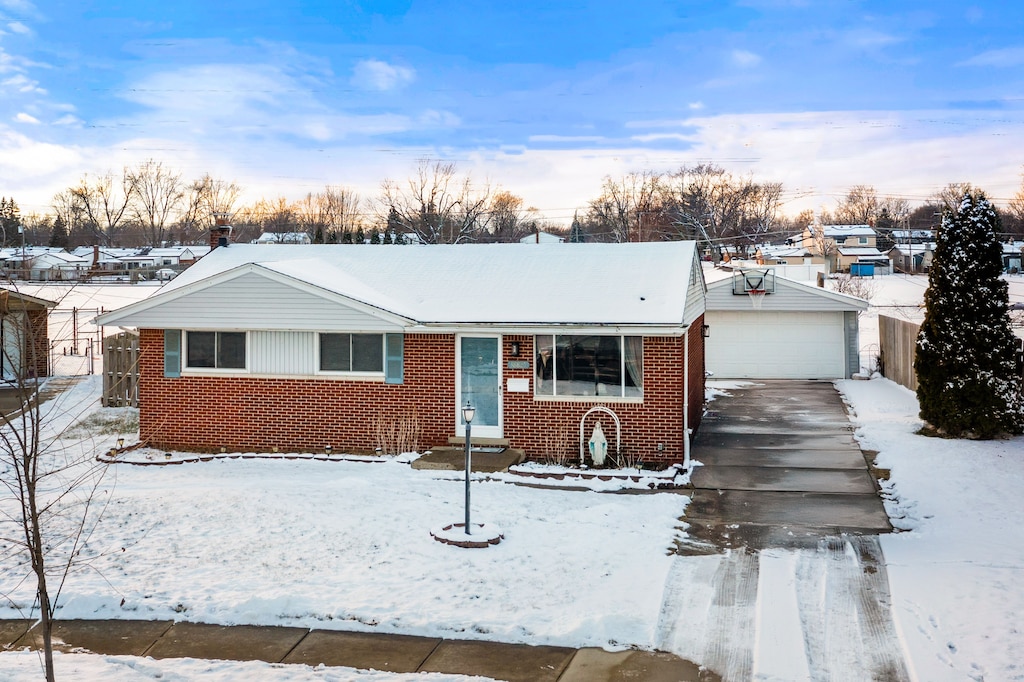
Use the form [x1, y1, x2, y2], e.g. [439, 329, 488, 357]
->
[182, 330, 250, 374]
[534, 334, 644, 400]
[314, 332, 387, 377]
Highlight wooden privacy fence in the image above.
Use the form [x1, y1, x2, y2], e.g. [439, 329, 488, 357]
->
[879, 315, 921, 391]
[103, 331, 140, 407]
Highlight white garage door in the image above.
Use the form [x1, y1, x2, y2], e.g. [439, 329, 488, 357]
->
[706, 310, 846, 379]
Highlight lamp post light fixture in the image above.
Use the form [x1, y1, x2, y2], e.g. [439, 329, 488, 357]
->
[462, 401, 476, 535]
[116, 438, 125, 450]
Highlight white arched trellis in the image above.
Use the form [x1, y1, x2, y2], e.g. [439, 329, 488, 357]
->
[579, 405, 621, 466]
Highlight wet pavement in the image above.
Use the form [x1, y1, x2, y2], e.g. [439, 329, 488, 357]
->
[685, 380, 892, 550]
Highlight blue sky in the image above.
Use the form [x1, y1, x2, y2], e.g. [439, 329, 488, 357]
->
[2, 0, 1024, 222]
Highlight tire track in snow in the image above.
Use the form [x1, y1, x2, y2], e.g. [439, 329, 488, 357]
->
[795, 536, 910, 681]
[656, 550, 759, 680]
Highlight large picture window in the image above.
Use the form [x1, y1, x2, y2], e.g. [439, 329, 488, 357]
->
[319, 333, 384, 372]
[186, 331, 246, 369]
[535, 335, 642, 398]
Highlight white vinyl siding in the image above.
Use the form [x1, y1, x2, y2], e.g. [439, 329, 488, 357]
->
[123, 271, 404, 332]
[250, 331, 315, 375]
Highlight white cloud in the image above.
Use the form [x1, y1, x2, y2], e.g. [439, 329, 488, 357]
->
[689, 102, 705, 111]
[351, 59, 415, 91]
[14, 111, 38, 124]
[732, 50, 762, 68]
[843, 28, 902, 50]
[53, 113, 81, 126]
[417, 109, 459, 128]
[959, 47, 1024, 68]
[7, 20, 30, 34]
[2, 73, 45, 93]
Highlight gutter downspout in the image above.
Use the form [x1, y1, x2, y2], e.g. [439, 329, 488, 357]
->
[683, 327, 691, 471]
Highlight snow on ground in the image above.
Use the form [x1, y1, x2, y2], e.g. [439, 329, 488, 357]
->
[0, 377, 685, 655]
[838, 377, 1024, 682]
[14, 282, 161, 376]
[2, 650, 489, 681]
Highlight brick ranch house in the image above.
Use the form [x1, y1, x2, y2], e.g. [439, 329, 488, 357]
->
[96, 235, 707, 466]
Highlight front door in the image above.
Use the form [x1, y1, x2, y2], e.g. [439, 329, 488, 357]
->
[456, 335, 502, 438]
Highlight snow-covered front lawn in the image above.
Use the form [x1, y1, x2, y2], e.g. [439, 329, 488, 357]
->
[0, 377, 684, 653]
[839, 377, 1024, 682]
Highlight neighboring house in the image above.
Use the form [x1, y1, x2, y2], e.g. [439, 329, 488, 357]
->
[757, 244, 821, 266]
[888, 243, 935, 274]
[96, 237, 708, 466]
[0, 288, 54, 380]
[254, 232, 312, 245]
[29, 251, 90, 281]
[704, 268, 868, 379]
[1002, 242, 1024, 273]
[836, 246, 891, 273]
[519, 231, 565, 244]
[72, 246, 137, 275]
[795, 224, 883, 272]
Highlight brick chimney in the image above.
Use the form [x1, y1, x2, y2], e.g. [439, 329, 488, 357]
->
[210, 216, 232, 250]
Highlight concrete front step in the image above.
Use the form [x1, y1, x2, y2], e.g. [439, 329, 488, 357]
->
[447, 436, 510, 447]
[412, 447, 525, 472]
[690, 465, 878, 494]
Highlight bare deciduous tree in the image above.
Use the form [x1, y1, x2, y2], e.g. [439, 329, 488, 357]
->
[585, 171, 665, 243]
[127, 160, 184, 246]
[0, 290, 112, 682]
[67, 171, 135, 246]
[379, 160, 491, 244]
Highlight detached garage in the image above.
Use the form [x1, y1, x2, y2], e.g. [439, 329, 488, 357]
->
[705, 269, 868, 379]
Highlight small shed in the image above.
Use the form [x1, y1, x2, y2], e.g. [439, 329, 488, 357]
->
[0, 288, 55, 379]
[704, 268, 868, 379]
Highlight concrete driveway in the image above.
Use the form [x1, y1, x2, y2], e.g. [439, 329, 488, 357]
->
[685, 380, 892, 550]
[655, 380, 909, 680]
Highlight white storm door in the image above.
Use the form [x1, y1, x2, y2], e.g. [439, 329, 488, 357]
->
[456, 335, 502, 438]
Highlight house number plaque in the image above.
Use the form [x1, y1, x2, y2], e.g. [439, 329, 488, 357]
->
[506, 360, 530, 370]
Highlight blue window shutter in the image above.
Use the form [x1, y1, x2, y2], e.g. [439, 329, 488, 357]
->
[384, 333, 404, 384]
[164, 329, 181, 378]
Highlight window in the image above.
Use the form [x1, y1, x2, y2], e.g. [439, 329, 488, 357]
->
[186, 331, 246, 369]
[858, 236, 868, 244]
[319, 333, 384, 372]
[535, 335, 642, 398]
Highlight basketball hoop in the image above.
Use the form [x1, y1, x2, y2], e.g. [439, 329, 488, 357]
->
[748, 289, 766, 310]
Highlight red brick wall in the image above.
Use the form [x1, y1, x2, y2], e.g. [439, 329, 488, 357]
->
[27, 310, 50, 378]
[138, 326, 706, 465]
[139, 329, 456, 453]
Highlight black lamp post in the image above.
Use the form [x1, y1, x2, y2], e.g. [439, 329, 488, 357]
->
[462, 401, 475, 534]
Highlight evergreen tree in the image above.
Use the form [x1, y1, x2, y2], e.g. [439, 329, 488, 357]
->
[49, 215, 70, 249]
[915, 190, 1024, 437]
[341, 231, 353, 244]
[369, 230, 381, 245]
[314, 225, 324, 244]
[569, 212, 585, 243]
[382, 230, 393, 245]
[394, 231, 406, 245]
[1, 197, 21, 247]
[355, 226, 365, 244]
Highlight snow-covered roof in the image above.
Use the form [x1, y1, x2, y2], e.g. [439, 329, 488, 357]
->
[97, 242, 703, 329]
[823, 225, 876, 238]
[32, 251, 89, 265]
[758, 245, 809, 258]
[519, 231, 565, 244]
[838, 247, 887, 257]
[254, 232, 311, 244]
